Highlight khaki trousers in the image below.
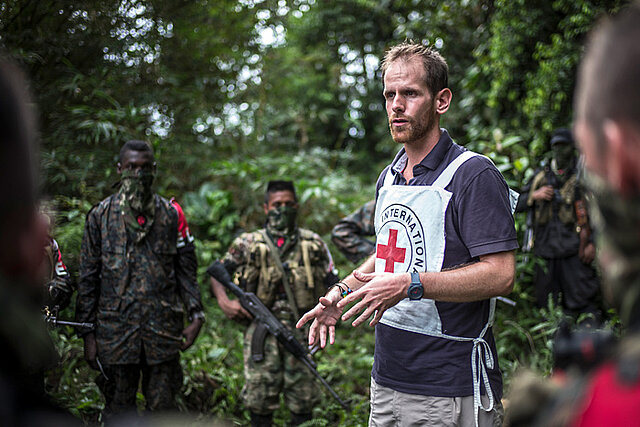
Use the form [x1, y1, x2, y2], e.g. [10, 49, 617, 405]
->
[369, 377, 504, 427]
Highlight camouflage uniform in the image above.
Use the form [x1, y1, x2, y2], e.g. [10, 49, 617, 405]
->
[515, 167, 600, 314]
[76, 192, 202, 413]
[221, 228, 335, 415]
[41, 238, 74, 311]
[331, 199, 376, 263]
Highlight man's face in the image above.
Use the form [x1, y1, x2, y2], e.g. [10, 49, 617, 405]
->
[552, 141, 575, 171]
[383, 58, 437, 145]
[117, 149, 155, 175]
[263, 190, 297, 214]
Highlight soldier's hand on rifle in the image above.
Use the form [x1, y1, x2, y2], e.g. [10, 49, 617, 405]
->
[219, 298, 252, 321]
[338, 270, 408, 327]
[532, 185, 554, 201]
[296, 286, 343, 348]
[83, 332, 99, 370]
[181, 317, 204, 351]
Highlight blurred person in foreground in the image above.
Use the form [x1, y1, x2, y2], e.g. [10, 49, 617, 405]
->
[506, 3, 640, 426]
[75, 139, 205, 419]
[298, 42, 518, 426]
[0, 59, 78, 425]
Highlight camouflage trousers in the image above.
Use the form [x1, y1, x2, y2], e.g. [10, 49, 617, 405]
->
[242, 313, 319, 415]
[98, 356, 183, 417]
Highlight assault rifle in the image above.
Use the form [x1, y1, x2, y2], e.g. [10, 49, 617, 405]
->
[207, 261, 349, 410]
[42, 306, 109, 381]
[43, 305, 94, 330]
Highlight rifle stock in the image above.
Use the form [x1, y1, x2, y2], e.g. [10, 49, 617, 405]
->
[207, 261, 349, 410]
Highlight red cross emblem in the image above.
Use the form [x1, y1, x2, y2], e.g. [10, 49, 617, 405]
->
[376, 228, 406, 272]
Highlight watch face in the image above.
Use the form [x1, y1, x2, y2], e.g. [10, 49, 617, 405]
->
[408, 284, 423, 300]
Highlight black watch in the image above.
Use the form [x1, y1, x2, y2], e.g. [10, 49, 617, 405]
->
[407, 272, 423, 300]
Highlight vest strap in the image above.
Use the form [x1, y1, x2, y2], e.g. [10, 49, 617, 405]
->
[432, 151, 477, 189]
[258, 230, 300, 321]
[300, 240, 314, 289]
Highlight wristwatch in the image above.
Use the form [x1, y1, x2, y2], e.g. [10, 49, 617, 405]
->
[407, 272, 423, 300]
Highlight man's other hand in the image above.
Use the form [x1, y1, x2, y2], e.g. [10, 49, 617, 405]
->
[532, 185, 554, 201]
[181, 318, 203, 351]
[338, 271, 409, 327]
[296, 287, 342, 348]
[219, 298, 252, 321]
[83, 332, 99, 370]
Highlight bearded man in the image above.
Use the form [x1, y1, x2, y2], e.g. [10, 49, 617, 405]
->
[298, 43, 518, 427]
[76, 139, 204, 417]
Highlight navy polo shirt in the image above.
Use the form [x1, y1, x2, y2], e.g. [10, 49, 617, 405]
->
[372, 129, 518, 399]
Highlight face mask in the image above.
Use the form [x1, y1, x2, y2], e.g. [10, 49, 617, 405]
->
[120, 168, 155, 212]
[552, 144, 575, 172]
[266, 205, 297, 234]
[583, 170, 640, 327]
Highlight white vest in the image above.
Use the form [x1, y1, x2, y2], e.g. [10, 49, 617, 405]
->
[374, 150, 518, 425]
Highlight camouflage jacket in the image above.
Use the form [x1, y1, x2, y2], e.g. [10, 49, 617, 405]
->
[41, 238, 74, 310]
[222, 228, 336, 315]
[76, 193, 202, 365]
[331, 199, 376, 264]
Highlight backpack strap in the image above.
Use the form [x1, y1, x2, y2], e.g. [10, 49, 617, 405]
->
[300, 239, 315, 289]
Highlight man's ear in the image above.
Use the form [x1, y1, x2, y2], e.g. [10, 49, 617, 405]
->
[263, 203, 269, 215]
[603, 120, 640, 195]
[116, 162, 123, 175]
[435, 88, 452, 115]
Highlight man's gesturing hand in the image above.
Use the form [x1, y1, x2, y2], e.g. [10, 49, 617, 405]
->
[337, 270, 410, 327]
[296, 287, 342, 348]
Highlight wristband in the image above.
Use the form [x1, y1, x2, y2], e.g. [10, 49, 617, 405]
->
[334, 281, 353, 298]
[341, 286, 354, 298]
[329, 281, 352, 298]
[328, 282, 346, 294]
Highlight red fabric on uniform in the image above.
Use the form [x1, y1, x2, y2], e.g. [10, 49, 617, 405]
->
[170, 198, 191, 240]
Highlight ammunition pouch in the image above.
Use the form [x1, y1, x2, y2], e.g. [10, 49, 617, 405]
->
[251, 322, 269, 363]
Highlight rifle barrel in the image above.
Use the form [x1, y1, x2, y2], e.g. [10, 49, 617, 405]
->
[54, 319, 95, 329]
[300, 356, 349, 410]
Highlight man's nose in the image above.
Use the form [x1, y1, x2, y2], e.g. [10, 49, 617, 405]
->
[391, 95, 405, 112]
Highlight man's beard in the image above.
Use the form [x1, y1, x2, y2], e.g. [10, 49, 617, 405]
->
[389, 105, 437, 145]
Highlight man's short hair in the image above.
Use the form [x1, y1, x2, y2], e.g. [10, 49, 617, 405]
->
[575, 2, 640, 150]
[381, 42, 449, 95]
[119, 139, 154, 163]
[264, 180, 297, 204]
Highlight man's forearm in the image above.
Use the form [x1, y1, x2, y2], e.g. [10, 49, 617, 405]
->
[420, 250, 515, 302]
[210, 276, 231, 303]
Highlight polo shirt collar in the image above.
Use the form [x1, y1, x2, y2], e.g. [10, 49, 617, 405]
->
[390, 128, 454, 177]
